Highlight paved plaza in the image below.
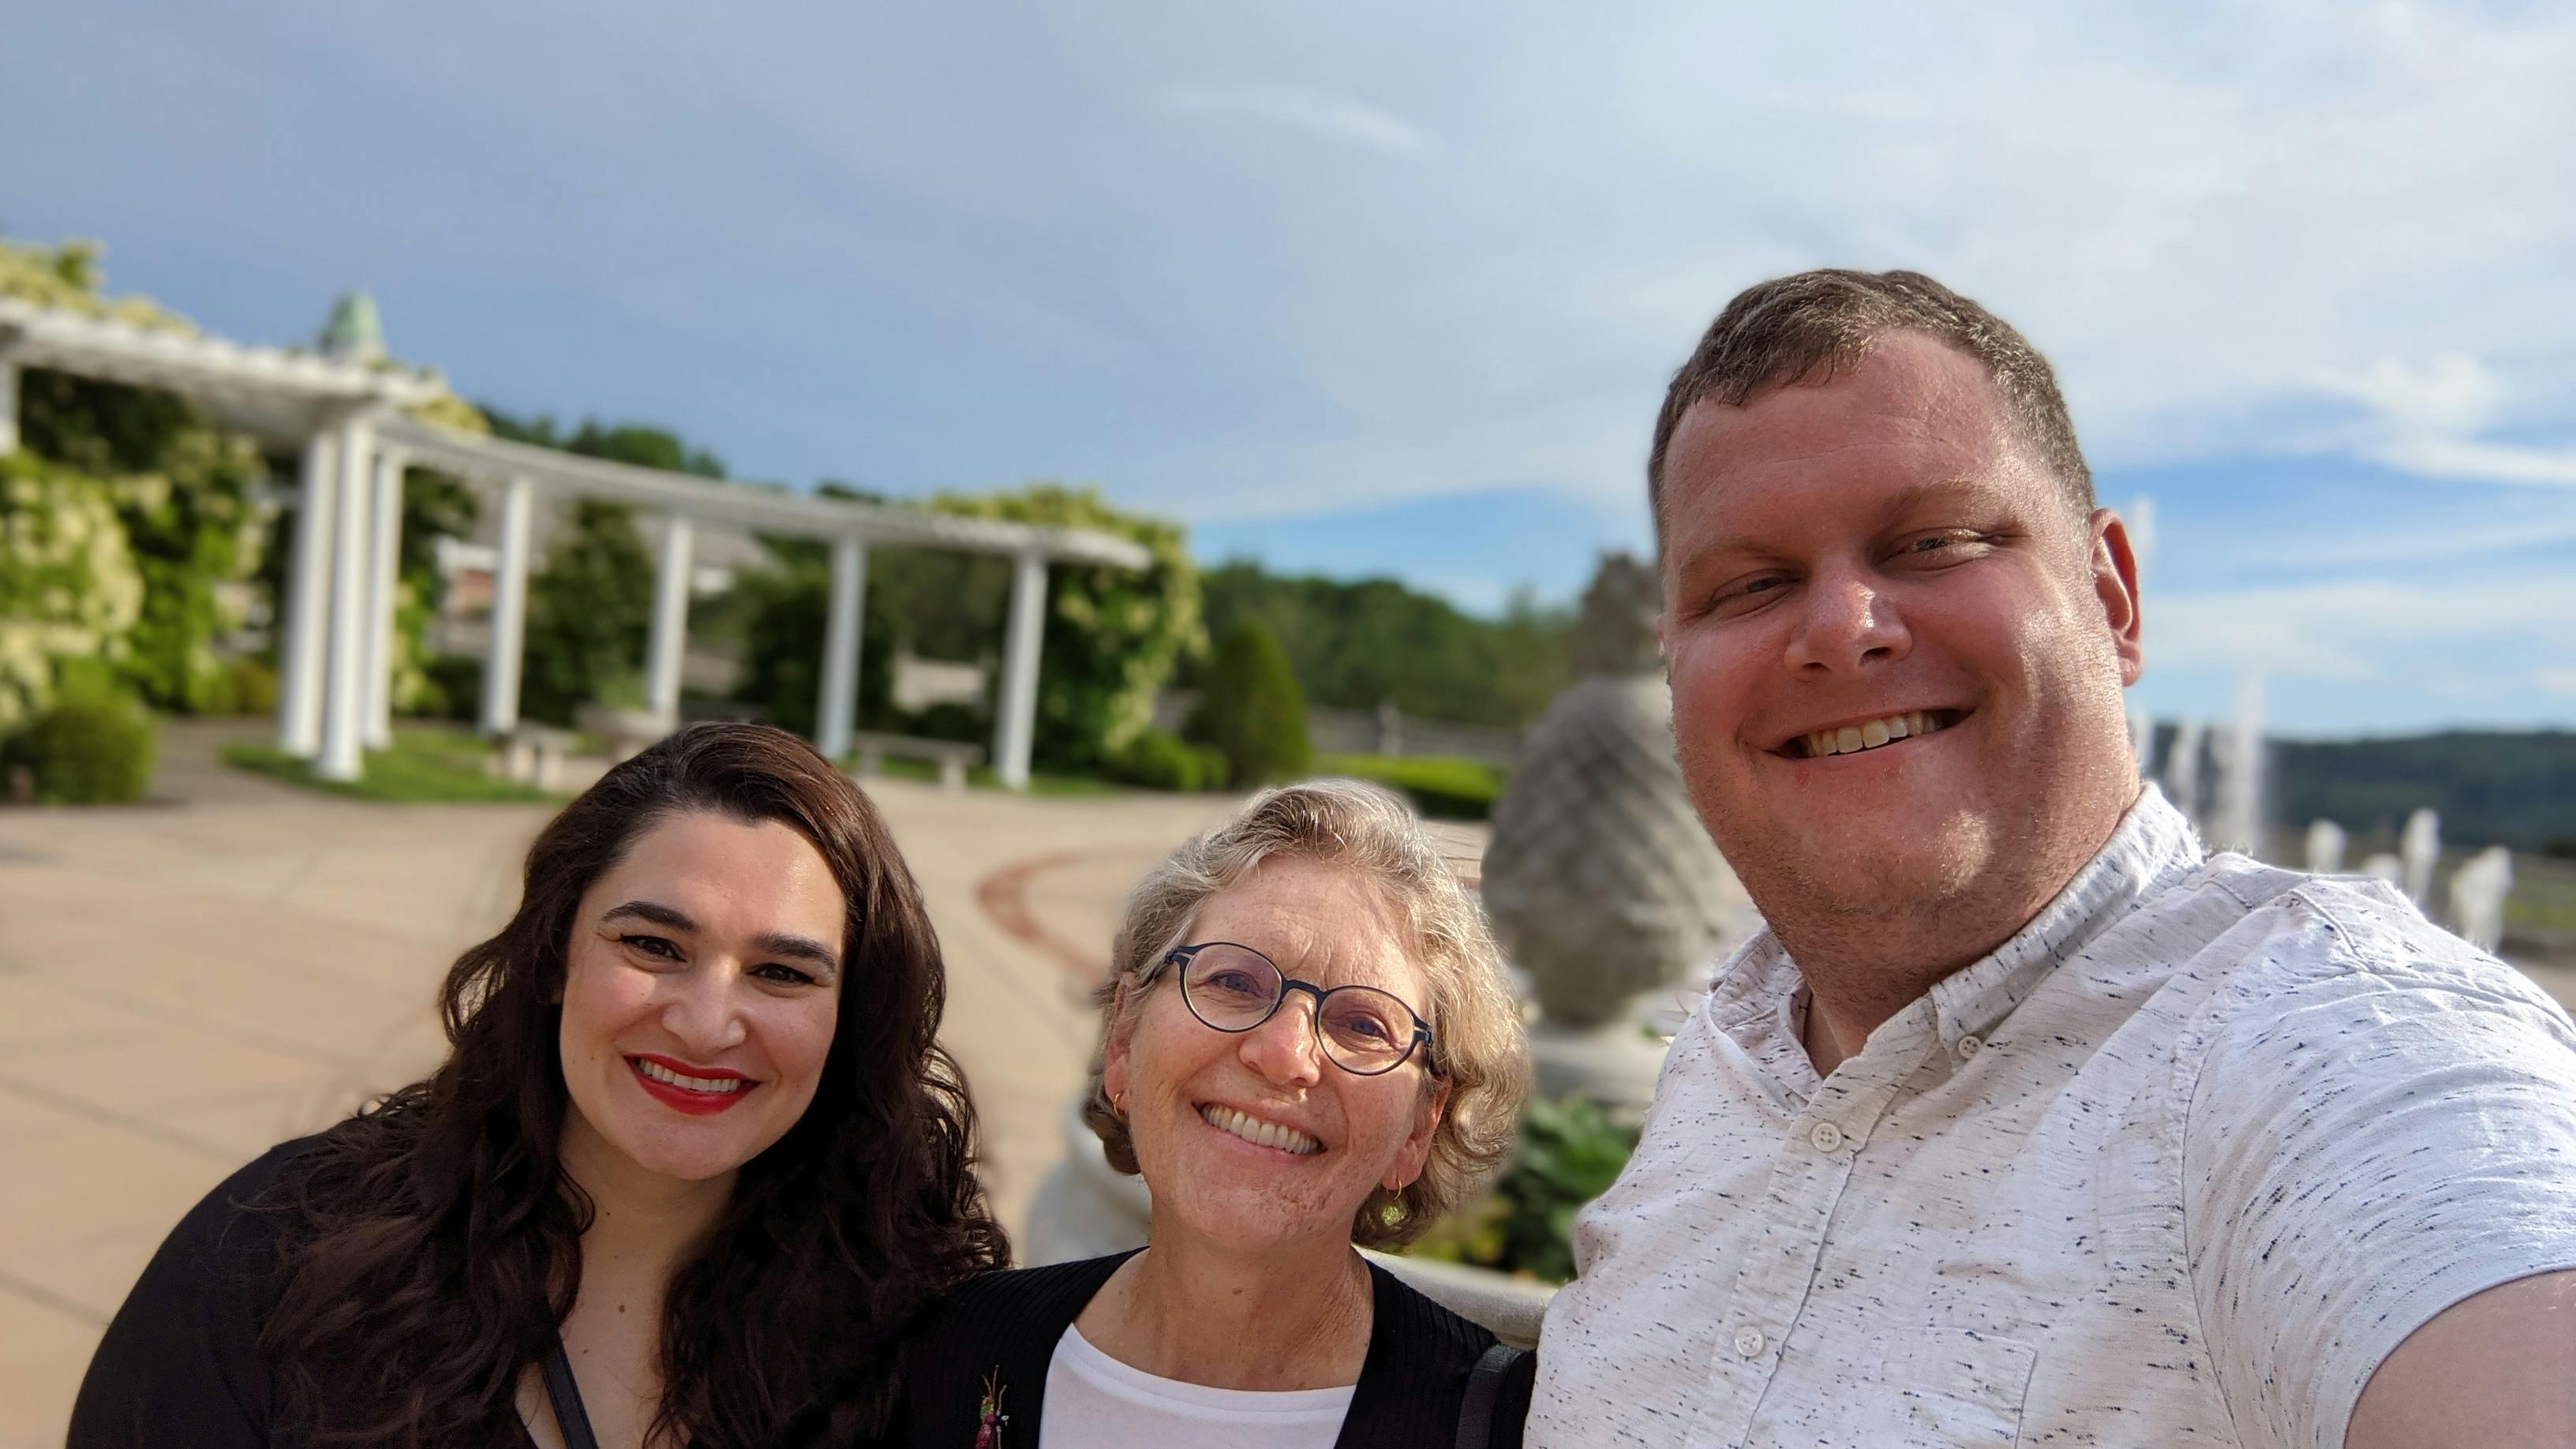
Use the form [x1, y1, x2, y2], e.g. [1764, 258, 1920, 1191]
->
[0, 722, 1359, 1447]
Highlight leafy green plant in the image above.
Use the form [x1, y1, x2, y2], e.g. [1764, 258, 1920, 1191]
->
[1104, 727, 1217, 792]
[1316, 753, 1506, 821]
[1185, 620, 1311, 787]
[1406, 1095, 1641, 1284]
[2, 672, 157, 803]
[927, 485, 1200, 773]
[519, 500, 654, 726]
[0, 451, 144, 729]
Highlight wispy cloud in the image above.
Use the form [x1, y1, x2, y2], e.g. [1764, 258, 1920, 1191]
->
[2318, 354, 2576, 486]
[1159, 83, 1436, 155]
[2152, 570, 2576, 681]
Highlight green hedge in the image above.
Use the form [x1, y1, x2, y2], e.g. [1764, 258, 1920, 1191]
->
[1185, 621, 1310, 787]
[1103, 727, 1230, 792]
[1316, 753, 1506, 821]
[2, 676, 157, 803]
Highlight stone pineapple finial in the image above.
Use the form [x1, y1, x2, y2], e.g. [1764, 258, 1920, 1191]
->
[1480, 552, 1737, 1107]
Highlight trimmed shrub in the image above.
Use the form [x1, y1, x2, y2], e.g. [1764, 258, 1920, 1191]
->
[1105, 728, 1208, 792]
[2, 676, 157, 803]
[1185, 621, 1310, 788]
[1316, 753, 1505, 821]
[417, 653, 484, 723]
[215, 656, 277, 717]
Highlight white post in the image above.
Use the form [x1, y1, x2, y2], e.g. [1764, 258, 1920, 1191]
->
[359, 446, 408, 750]
[993, 551, 1048, 790]
[481, 476, 535, 736]
[0, 358, 18, 455]
[277, 427, 342, 758]
[316, 414, 378, 782]
[646, 512, 695, 725]
[815, 536, 867, 762]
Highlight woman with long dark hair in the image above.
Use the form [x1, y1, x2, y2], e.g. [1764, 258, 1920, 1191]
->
[70, 722, 1007, 1447]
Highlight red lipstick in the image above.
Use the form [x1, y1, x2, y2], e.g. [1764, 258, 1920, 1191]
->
[626, 1054, 757, 1116]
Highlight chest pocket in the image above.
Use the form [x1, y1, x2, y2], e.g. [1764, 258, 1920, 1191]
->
[1865, 1327, 2036, 1447]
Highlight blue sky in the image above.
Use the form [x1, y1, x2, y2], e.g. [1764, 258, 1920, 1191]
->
[5, 1, 2573, 737]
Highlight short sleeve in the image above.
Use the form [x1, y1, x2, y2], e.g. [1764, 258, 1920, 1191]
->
[67, 1141, 314, 1449]
[2182, 892, 2576, 1449]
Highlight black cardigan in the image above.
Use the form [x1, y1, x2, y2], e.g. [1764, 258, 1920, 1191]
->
[893, 1250, 1528, 1449]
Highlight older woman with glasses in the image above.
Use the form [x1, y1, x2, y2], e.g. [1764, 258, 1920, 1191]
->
[898, 780, 1532, 1449]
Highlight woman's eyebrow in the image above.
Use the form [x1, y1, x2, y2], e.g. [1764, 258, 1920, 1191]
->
[605, 902, 840, 977]
[603, 899, 696, 933]
[754, 931, 841, 975]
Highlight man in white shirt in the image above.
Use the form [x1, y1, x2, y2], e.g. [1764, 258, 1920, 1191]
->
[1526, 269, 2576, 1449]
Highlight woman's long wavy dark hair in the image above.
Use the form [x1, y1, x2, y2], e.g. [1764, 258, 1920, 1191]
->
[256, 722, 1008, 1446]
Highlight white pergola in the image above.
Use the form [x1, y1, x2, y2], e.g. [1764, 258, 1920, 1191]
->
[0, 296, 1149, 788]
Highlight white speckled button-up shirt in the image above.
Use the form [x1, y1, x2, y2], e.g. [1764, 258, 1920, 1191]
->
[1529, 787, 2576, 1449]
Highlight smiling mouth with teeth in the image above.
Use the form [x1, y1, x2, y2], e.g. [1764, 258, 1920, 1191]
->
[1792, 710, 1962, 759]
[630, 1057, 751, 1093]
[1199, 1103, 1323, 1156]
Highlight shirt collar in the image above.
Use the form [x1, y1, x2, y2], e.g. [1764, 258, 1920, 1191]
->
[1707, 784, 2204, 1055]
[1924, 782, 2203, 1049]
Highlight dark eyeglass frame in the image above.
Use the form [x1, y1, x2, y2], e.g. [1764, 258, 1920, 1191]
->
[1145, 942, 1438, 1077]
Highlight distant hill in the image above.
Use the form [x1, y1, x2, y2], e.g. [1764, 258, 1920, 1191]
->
[1193, 560, 1573, 728]
[2268, 732, 2576, 856]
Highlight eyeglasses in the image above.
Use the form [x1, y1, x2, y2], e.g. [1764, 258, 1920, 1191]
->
[1146, 942, 1436, 1077]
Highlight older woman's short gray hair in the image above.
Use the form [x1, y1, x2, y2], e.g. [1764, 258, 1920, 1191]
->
[1083, 778, 1531, 1248]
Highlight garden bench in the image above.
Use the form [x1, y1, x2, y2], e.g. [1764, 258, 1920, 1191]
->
[848, 732, 985, 791]
[493, 724, 578, 792]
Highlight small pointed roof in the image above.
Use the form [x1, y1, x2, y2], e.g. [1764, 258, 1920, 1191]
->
[316, 290, 384, 362]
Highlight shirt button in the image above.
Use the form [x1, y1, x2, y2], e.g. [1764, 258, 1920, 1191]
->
[1808, 1121, 1845, 1153]
[1733, 1326, 1766, 1358]
[1956, 1034, 1984, 1060]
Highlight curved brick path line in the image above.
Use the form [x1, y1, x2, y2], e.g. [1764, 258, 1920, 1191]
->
[974, 848, 1114, 984]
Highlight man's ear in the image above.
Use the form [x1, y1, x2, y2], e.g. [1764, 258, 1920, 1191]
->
[2091, 507, 2145, 687]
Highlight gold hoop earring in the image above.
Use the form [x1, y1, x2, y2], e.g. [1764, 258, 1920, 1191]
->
[1112, 1091, 1128, 1118]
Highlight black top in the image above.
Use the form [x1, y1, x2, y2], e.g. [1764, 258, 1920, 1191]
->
[71, 1136, 331, 1447]
[65, 1135, 552, 1449]
[891, 1251, 1530, 1449]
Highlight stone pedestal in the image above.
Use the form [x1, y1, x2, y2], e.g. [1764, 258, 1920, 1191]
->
[1528, 1017, 1671, 1114]
[1020, 1096, 1150, 1267]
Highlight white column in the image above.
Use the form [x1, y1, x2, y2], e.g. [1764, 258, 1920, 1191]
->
[645, 512, 695, 725]
[0, 358, 19, 455]
[815, 536, 867, 761]
[359, 446, 409, 750]
[480, 476, 535, 736]
[316, 413, 379, 782]
[992, 551, 1048, 790]
[276, 427, 342, 758]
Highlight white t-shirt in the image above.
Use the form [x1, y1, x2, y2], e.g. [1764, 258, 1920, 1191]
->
[1038, 1324, 1356, 1449]
[1530, 784, 2576, 1449]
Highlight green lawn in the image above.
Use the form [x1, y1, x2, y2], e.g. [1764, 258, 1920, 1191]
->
[223, 726, 553, 803]
[848, 754, 1125, 798]
[1316, 753, 1507, 820]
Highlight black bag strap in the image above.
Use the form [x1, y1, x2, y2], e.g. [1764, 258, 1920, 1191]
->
[1455, 1341, 1527, 1449]
[541, 1341, 603, 1449]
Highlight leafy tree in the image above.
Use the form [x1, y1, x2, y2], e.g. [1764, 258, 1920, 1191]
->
[730, 534, 896, 743]
[927, 484, 1200, 771]
[0, 451, 144, 728]
[1196, 561, 1573, 728]
[519, 500, 654, 725]
[15, 368, 264, 715]
[479, 406, 726, 478]
[1186, 620, 1311, 786]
